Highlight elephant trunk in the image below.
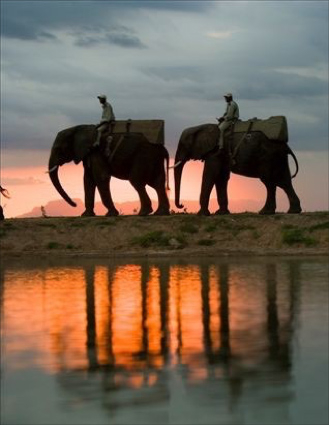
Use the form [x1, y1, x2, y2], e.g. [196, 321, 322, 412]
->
[48, 157, 77, 207]
[174, 160, 186, 209]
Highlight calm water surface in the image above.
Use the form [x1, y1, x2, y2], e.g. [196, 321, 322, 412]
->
[1, 256, 328, 425]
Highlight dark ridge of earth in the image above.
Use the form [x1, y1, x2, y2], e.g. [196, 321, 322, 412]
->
[0, 212, 328, 259]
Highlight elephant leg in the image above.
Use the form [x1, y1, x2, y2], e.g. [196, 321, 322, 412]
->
[82, 168, 96, 217]
[154, 186, 170, 215]
[198, 160, 216, 216]
[131, 183, 153, 216]
[96, 177, 119, 217]
[151, 176, 170, 216]
[214, 170, 230, 215]
[278, 180, 302, 214]
[259, 182, 277, 214]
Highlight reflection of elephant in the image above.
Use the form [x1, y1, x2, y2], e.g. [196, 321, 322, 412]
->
[174, 124, 302, 215]
[48, 125, 170, 216]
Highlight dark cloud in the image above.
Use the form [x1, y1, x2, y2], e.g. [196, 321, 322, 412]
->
[1, 1, 327, 155]
[1, 17, 57, 42]
[1, 1, 211, 42]
[74, 29, 147, 49]
[236, 71, 328, 101]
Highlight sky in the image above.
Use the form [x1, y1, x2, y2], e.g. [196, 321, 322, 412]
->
[1, 0, 328, 217]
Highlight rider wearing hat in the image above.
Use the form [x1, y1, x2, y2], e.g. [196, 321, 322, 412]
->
[217, 93, 239, 150]
[94, 94, 115, 147]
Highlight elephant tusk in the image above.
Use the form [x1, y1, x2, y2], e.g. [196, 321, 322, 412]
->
[46, 165, 59, 174]
[169, 160, 182, 169]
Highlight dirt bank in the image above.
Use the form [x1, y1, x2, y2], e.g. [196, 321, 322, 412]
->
[0, 212, 328, 259]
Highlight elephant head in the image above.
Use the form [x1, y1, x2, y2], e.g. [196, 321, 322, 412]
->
[48, 125, 95, 207]
[174, 123, 218, 208]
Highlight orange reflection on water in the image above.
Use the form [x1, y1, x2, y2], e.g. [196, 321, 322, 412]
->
[111, 265, 143, 366]
[146, 267, 162, 360]
[172, 266, 203, 354]
[2, 268, 87, 372]
[94, 266, 112, 365]
[2, 260, 293, 385]
[209, 266, 221, 352]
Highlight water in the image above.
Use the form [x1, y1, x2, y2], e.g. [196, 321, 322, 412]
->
[1, 256, 328, 425]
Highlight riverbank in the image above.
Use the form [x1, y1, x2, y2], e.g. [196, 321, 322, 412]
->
[0, 212, 328, 259]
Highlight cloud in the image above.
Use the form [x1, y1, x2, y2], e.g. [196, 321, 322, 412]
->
[2, 177, 46, 186]
[206, 30, 237, 39]
[2, 21, 57, 42]
[1, 1, 211, 42]
[73, 28, 147, 49]
[1, 1, 328, 156]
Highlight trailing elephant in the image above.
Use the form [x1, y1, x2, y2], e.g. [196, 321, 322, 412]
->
[174, 123, 302, 215]
[0, 185, 10, 220]
[48, 125, 170, 216]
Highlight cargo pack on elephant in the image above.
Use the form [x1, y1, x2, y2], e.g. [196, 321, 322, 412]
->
[48, 120, 170, 216]
[174, 116, 302, 215]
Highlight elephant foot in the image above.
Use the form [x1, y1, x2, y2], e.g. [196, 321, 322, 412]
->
[215, 209, 230, 215]
[138, 206, 153, 216]
[105, 209, 119, 217]
[197, 208, 211, 216]
[153, 207, 170, 216]
[258, 208, 275, 215]
[81, 210, 96, 217]
[287, 207, 302, 214]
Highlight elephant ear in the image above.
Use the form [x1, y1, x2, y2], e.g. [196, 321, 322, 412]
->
[186, 124, 218, 160]
[72, 125, 97, 164]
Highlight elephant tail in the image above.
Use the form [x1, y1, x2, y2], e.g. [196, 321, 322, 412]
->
[165, 148, 170, 191]
[287, 146, 299, 178]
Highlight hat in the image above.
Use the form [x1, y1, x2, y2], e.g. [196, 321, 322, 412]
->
[224, 92, 233, 98]
[97, 94, 107, 100]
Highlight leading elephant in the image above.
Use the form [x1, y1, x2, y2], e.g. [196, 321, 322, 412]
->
[48, 125, 170, 216]
[174, 124, 302, 215]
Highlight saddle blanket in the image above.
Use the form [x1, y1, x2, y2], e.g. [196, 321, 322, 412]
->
[109, 120, 164, 145]
[234, 115, 288, 143]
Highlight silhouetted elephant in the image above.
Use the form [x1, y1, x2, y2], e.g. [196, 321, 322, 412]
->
[0, 185, 10, 220]
[174, 124, 301, 215]
[48, 125, 170, 216]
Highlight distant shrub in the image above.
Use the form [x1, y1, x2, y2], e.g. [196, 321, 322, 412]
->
[47, 242, 61, 249]
[308, 221, 329, 232]
[38, 223, 57, 228]
[179, 222, 199, 234]
[204, 223, 218, 232]
[197, 239, 216, 246]
[93, 220, 115, 227]
[282, 228, 316, 246]
[132, 231, 171, 248]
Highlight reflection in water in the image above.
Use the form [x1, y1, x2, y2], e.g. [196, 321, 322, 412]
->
[1, 257, 328, 424]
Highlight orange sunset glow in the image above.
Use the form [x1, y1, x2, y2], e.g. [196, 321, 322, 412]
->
[1, 149, 328, 218]
[2, 261, 294, 387]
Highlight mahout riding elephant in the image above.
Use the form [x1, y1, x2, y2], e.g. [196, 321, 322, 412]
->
[48, 125, 170, 216]
[174, 124, 302, 215]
